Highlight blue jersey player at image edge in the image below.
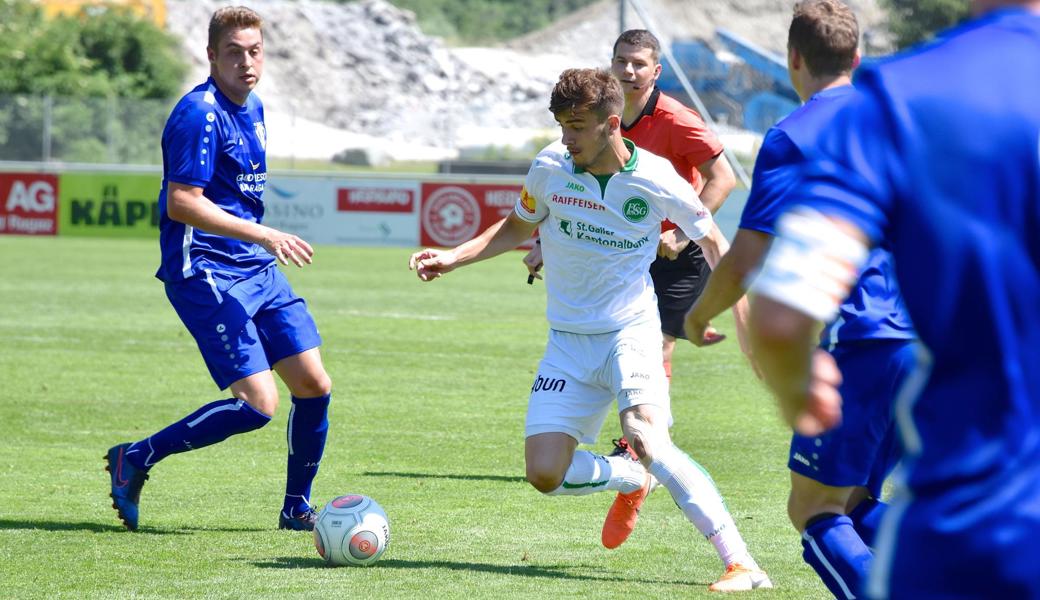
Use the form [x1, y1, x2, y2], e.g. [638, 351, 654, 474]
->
[748, 5, 1040, 599]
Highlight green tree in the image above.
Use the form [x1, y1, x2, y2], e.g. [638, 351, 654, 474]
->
[0, 0, 186, 162]
[881, 0, 972, 49]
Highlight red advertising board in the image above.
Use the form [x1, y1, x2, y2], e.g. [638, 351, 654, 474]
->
[336, 186, 414, 213]
[420, 182, 524, 247]
[0, 173, 59, 235]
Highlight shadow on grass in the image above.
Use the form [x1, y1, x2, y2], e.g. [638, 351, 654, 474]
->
[176, 525, 269, 533]
[251, 556, 699, 586]
[0, 519, 265, 535]
[0, 518, 188, 535]
[362, 471, 526, 484]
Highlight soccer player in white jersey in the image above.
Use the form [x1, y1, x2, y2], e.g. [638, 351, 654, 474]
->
[409, 68, 771, 592]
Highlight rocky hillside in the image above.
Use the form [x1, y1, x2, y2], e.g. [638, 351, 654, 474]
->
[165, 0, 889, 161]
[508, 0, 889, 61]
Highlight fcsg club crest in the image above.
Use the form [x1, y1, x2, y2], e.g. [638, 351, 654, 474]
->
[253, 121, 267, 150]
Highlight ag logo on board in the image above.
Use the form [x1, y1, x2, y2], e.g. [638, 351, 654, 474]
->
[622, 197, 649, 223]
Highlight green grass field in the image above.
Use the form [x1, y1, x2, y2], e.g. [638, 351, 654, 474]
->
[0, 236, 829, 599]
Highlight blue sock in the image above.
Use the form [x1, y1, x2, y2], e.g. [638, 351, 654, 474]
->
[848, 497, 888, 549]
[124, 398, 271, 470]
[283, 394, 330, 516]
[801, 513, 873, 600]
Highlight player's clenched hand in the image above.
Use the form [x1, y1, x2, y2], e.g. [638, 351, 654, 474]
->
[523, 243, 543, 281]
[684, 313, 726, 348]
[261, 227, 314, 267]
[409, 248, 458, 281]
[788, 349, 843, 437]
[657, 229, 691, 260]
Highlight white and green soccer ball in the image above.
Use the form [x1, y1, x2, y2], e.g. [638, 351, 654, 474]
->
[313, 495, 390, 567]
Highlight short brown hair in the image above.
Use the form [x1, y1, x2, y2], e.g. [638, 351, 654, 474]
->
[612, 29, 660, 63]
[208, 6, 264, 51]
[549, 68, 624, 119]
[789, 0, 859, 77]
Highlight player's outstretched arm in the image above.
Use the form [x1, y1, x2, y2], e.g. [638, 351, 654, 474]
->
[748, 208, 871, 435]
[685, 228, 770, 348]
[410, 213, 540, 282]
[749, 298, 842, 436]
[167, 182, 313, 267]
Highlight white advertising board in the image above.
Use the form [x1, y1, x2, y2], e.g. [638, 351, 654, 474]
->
[264, 175, 420, 246]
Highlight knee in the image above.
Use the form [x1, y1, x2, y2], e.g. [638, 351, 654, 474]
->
[787, 489, 836, 533]
[525, 465, 564, 494]
[626, 420, 667, 466]
[241, 390, 279, 418]
[787, 491, 807, 531]
[628, 433, 654, 465]
[293, 372, 332, 399]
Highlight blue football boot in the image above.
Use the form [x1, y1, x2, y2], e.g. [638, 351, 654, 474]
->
[105, 443, 149, 531]
[279, 507, 319, 531]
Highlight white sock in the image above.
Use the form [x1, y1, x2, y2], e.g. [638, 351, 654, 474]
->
[547, 450, 646, 496]
[649, 443, 751, 567]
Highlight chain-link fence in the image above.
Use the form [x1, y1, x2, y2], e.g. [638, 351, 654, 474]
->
[0, 95, 174, 165]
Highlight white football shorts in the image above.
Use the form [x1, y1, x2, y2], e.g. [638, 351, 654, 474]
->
[525, 319, 670, 444]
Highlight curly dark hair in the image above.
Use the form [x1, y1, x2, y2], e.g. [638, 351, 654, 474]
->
[549, 68, 624, 119]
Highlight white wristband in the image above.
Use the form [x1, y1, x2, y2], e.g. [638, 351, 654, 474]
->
[749, 207, 868, 322]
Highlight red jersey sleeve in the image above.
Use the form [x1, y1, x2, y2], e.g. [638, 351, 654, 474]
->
[669, 108, 724, 170]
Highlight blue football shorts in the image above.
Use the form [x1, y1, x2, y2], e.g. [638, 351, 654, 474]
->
[164, 265, 322, 390]
[788, 338, 917, 494]
[873, 466, 1040, 599]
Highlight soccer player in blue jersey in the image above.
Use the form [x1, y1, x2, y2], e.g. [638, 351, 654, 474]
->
[684, 2, 916, 597]
[747, 1, 1040, 597]
[104, 6, 333, 532]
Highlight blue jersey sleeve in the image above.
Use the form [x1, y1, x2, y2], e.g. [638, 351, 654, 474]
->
[739, 128, 804, 236]
[794, 76, 908, 244]
[163, 98, 222, 189]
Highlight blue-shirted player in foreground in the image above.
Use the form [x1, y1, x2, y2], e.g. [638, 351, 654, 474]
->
[748, 1, 1040, 597]
[685, 2, 915, 598]
[105, 6, 333, 532]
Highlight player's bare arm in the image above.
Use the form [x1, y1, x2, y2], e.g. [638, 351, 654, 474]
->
[695, 153, 737, 214]
[685, 229, 770, 347]
[167, 182, 314, 267]
[689, 222, 728, 270]
[748, 210, 870, 434]
[748, 299, 841, 436]
[410, 213, 540, 282]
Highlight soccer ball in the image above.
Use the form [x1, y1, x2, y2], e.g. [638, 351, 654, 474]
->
[313, 494, 390, 567]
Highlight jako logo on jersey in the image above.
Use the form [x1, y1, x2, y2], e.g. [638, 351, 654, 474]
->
[566, 181, 585, 193]
[559, 219, 573, 237]
[6, 180, 54, 212]
[622, 197, 649, 223]
[531, 376, 566, 393]
[520, 186, 537, 214]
